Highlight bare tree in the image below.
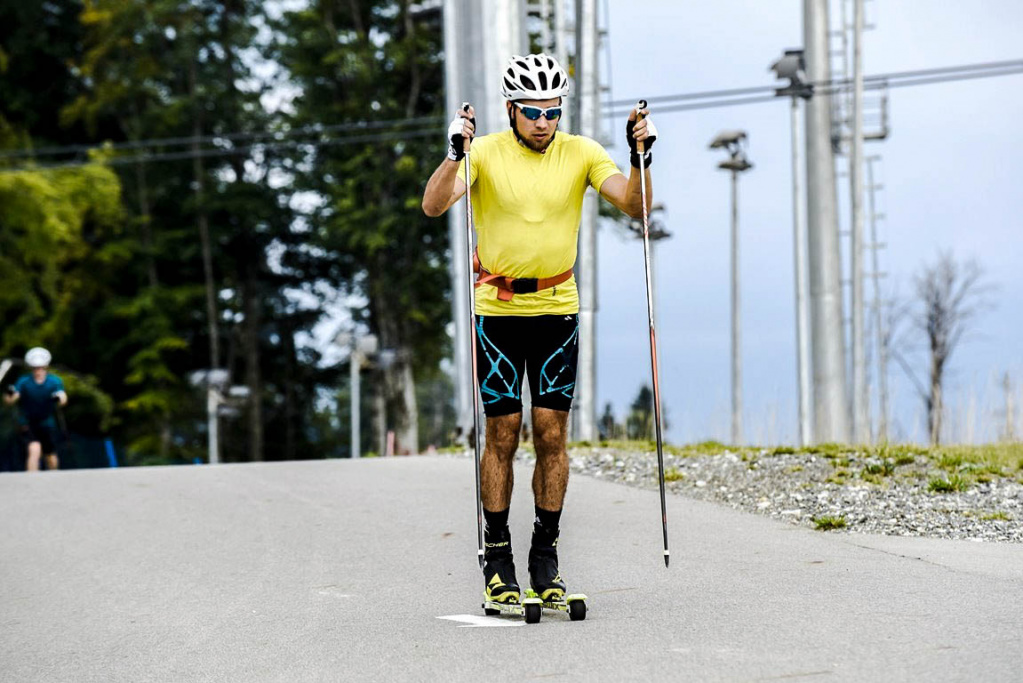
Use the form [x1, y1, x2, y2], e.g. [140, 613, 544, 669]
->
[909, 252, 991, 444]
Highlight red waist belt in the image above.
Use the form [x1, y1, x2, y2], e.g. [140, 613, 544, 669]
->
[473, 251, 574, 302]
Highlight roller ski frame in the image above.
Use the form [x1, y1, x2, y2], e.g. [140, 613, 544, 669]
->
[482, 591, 587, 624]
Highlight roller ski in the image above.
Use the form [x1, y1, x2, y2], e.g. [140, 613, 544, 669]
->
[527, 532, 586, 622]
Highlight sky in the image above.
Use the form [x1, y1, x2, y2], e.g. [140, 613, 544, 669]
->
[593, 0, 1023, 445]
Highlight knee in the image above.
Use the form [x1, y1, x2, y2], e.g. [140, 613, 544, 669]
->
[486, 414, 522, 459]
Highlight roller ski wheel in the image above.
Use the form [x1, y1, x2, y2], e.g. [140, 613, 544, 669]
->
[536, 592, 588, 621]
[481, 594, 543, 623]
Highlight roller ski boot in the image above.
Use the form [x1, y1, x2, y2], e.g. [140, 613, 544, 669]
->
[482, 531, 542, 621]
[527, 534, 587, 622]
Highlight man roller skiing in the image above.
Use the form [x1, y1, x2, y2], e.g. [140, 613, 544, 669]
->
[3, 347, 68, 472]
[422, 53, 657, 606]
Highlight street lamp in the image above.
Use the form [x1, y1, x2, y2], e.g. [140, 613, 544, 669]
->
[188, 369, 249, 464]
[771, 48, 814, 447]
[709, 131, 752, 447]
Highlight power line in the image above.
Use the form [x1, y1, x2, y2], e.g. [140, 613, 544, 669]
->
[0, 114, 445, 161]
[3, 58, 1021, 172]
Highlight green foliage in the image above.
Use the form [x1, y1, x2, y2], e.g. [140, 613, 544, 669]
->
[928, 475, 971, 493]
[664, 467, 685, 482]
[813, 515, 847, 531]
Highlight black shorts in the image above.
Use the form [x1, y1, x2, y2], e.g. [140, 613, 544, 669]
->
[474, 314, 579, 417]
[20, 421, 57, 455]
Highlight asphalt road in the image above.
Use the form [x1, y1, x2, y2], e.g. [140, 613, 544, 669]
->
[1, 457, 1021, 682]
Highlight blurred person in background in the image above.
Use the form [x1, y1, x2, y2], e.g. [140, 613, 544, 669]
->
[3, 347, 68, 472]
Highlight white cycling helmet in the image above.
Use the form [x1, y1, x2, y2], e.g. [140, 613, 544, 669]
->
[25, 347, 52, 368]
[501, 53, 570, 101]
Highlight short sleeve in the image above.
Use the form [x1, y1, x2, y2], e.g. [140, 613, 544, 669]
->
[13, 376, 28, 393]
[586, 139, 622, 192]
[51, 376, 66, 393]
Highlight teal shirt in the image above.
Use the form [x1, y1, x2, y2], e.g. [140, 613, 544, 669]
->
[13, 374, 65, 426]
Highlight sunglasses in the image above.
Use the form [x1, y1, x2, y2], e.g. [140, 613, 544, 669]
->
[513, 102, 563, 121]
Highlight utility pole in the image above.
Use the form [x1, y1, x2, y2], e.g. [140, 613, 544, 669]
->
[771, 49, 814, 447]
[710, 131, 753, 447]
[804, 0, 849, 443]
[442, 0, 525, 442]
[575, 0, 599, 441]
[849, 0, 868, 443]
[865, 155, 888, 443]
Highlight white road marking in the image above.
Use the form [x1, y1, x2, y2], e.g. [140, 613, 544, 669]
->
[437, 614, 523, 628]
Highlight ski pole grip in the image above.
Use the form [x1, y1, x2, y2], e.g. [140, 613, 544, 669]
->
[461, 102, 472, 154]
[635, 100, 648, 154]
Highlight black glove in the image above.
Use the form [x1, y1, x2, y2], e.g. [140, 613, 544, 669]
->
[626, 108, 657, 169]
[447, 104, 476, 162]
[4, 385, 15, 397]
[52, 392, 62, 403]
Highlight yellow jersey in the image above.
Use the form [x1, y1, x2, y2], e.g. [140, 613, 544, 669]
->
[457, 128, 622, 316]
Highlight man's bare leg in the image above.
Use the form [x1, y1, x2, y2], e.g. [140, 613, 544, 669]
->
[26, 441, 41, 472]
[480, 412, 523, 602]
[531, 407, 569, 509]
[480, 413, 521, 511]
[529, 406, 570, 599]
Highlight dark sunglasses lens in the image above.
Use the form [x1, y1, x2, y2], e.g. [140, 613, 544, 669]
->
[520, 105, 542, 120]
[546, 107, 562, 120]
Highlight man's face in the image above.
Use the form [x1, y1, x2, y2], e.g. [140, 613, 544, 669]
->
[508, 98, 562, 152]
[31, 367, 47, 382]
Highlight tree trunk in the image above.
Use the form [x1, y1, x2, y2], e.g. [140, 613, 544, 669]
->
[188, 55, 220, 371]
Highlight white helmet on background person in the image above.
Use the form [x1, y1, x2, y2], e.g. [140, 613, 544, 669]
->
[501, 54, 570, 101]
[25, 347, 52, 368]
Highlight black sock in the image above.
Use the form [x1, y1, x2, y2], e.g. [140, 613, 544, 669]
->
[533, 505, 562, 545]
[484, 507, 510, 540]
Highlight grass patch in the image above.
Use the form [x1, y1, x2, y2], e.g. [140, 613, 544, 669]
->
[664, 467, 685, 482]
[928, 474, 971, 493]
[863, 460, 896, 477]
[826, 468, 850, 485]
[981, 511, 1011, 521]
[813, 515, 847, 531]
[771, 446, 796, 455]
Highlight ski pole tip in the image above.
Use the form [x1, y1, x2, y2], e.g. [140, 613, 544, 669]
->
[663, 550, 670, 568]
[477, 549, 485, 569]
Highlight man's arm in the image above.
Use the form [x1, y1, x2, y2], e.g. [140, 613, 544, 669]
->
[2, 387, 17, 406]
[598, 105, 657, 218]
[598, 167, 651, 219]
[422, 104, 475, 217]
[422, 161, 468, 217]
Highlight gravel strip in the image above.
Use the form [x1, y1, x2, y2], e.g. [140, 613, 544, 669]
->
[448, 446, 1023, 543]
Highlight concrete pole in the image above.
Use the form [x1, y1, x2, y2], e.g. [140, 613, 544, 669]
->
[442, 0, 525, 442]
[350, 349, 361, 458]
[804, 0, 850, 443]
[866, 156, 888, 442]
[791, 97, 812, 447]
[730, 170, 743, 447]
[207, 386, 220, 464]
[575, 0, 599, 441]
[850, 0, 867, 443]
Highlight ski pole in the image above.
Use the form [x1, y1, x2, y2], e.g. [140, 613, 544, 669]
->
[636, 100, 670, 568]
[461, 102, 485, 570]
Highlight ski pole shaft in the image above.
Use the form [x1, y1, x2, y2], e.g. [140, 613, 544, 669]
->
[461, 102, 485, 570]
[636, 100, 670, 568]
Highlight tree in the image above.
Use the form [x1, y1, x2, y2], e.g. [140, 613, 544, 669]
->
[909, 252, 991, 444]
[275, 0, 449, 455]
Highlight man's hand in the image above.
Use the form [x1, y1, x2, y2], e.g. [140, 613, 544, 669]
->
[446, 104, 476, 162]
[51, 390, 67, 406]
[626, 104, 658, 168]
[4, 385, 15, 397]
